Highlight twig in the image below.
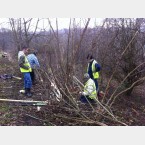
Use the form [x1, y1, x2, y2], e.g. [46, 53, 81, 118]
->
[54, 113, 108, 126]
[102, 31, 139, 103]
[109, 76, 145, 107]
[106, 62, 145, 106]
[25, 113, 56, 126]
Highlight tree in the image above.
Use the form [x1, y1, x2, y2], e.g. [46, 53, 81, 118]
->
[9, 18, 40, 51]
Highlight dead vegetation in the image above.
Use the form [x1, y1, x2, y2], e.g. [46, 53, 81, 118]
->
[1, 18, 145, 126]
[1, 57, 145, 126]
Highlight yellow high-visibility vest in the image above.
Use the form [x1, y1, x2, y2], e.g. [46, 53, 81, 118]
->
[19, 55, 32, 73]
[84, 79, 97, 99]
[87, 60, 99, 79]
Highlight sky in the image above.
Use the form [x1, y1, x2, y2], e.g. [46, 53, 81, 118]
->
[0, 18, 104, 31]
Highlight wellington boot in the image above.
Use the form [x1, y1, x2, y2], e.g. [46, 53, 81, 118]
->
[26, 92, 32, 97]
[25, 88, 32, 98]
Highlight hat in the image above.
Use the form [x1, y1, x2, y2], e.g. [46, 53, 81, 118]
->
[87, 54, 94, 60]
[84, 73, 90, 79]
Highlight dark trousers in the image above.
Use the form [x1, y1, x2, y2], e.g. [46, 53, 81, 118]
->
[93, 78, 100, 96]
[80, 95, 96, 104]
[30, 69, 35, 84]
[93, 78, 98, 91]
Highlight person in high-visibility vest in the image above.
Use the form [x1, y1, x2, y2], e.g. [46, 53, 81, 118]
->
[18, 46, 32, 97]
[86, 54, 101, 96]
[79, 73, 97, 104]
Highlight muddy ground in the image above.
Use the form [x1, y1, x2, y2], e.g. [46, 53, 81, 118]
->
[1, 58, 145, 126]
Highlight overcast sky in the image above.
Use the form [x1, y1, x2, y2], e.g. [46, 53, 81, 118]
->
[0, 18, 104, 31]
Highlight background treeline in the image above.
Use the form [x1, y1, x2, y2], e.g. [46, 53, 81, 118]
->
[1, 18, 145, 107]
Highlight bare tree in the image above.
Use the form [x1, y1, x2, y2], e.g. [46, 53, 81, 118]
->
[9, 18, 40, 51]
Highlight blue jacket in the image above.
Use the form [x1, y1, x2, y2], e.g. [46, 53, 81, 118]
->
[27, 54, 40, 69]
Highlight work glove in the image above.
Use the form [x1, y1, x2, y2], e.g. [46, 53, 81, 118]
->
[79, 91, 86, 96]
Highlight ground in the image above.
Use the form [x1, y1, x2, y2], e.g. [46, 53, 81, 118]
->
[1, 57, 145, 126]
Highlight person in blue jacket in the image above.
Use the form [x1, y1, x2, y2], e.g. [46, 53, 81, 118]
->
[27, 50, 40, 85]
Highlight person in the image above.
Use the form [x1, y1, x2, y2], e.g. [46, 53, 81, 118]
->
[79, 73, 97, 104]
[18, 46, 32, 97]
[86, 54, 101, 96]
[27, 50, 40, 85]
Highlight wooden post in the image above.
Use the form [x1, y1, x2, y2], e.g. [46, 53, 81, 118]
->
[0, 98, 48, 105]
